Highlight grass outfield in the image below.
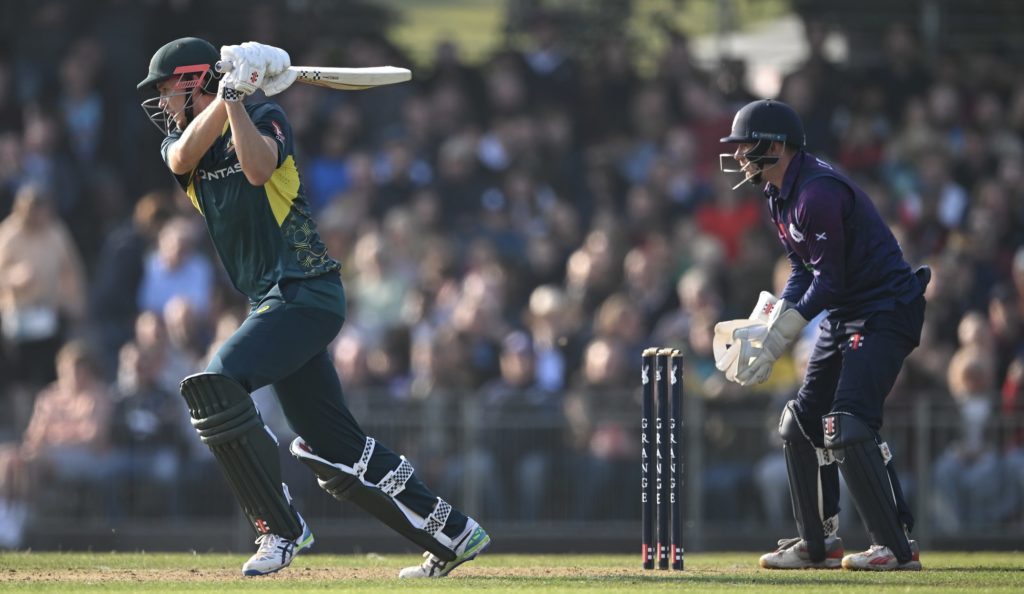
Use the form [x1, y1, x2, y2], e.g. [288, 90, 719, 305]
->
[0, 552, 1021, 592]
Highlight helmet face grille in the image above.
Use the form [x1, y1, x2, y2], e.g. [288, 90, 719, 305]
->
[140, 96, 171, 135]
[140, 84, 196, 136]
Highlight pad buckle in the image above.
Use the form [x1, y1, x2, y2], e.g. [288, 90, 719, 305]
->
[353, 436, 376, 480]
[377, 457, 414, 497]
[422, 498, 452, 536]
[878, 441, 893, 465]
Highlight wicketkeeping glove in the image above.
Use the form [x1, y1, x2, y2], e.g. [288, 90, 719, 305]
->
[734, 300, 809, 386]
[713, 291, 780, 385]
[713, 319, 768, 384]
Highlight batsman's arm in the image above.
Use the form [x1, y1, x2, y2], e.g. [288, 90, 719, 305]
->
[223, 101, 278, 186]
[165, 99, 228, 175]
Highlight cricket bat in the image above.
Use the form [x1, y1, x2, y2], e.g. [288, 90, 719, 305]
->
[215, 62, 411, 91]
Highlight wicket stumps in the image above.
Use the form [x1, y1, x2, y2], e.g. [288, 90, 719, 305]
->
[641, 347, 684, 570]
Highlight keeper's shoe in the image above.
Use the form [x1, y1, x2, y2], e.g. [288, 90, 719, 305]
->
[759, 535, 844, 569]
[241, 513, 315, 576]
[842, 540, 921, 571]
[398, 519, 491, 578]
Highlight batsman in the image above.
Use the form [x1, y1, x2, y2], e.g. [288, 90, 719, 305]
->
[137, 37, 489, 578]
[714, 100, 928, 570]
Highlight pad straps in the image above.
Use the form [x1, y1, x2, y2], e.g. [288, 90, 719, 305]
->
[823, 412, 913, 563]
[180, 373, 303, 539]
[778, 401, 837, 562]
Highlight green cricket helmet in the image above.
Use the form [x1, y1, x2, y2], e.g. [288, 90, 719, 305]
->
[139, 37, 220, 135]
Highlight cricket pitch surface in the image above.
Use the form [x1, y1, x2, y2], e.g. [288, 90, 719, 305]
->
[0, 551, 1020, 592]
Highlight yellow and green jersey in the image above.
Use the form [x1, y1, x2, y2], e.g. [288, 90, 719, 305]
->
[161, 102, 341, 310]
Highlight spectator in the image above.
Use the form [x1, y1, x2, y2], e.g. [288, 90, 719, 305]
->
[162, 295, 208, 372]
[87, 190, 173, 377]
[0, 340, 114, 548]
[137, 216, 214, 317]
[564, 336, 633, 520]
[109, 341, 189, 515]
[0, 184, 85, 432]
[932, 345, 1004, 532]
[133, 311, 193, 397]
[348, 229, 412, 337]
[479, 331, 562, 520]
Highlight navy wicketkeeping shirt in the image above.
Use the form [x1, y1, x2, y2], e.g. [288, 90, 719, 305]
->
[765, 151, 921, 322]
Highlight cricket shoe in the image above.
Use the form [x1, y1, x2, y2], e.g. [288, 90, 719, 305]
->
[759, 536, 844, 569]
[398, 519, 491, 578]
[842, 540, 921, 571]
[241, 513, 315, 576]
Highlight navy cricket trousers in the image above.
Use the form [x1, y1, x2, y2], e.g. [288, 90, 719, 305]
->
[791, 293, 926, 523]
[205, 274, 468, 536]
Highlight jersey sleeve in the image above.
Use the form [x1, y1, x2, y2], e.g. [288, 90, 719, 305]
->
[250, 103, 292, 168]
[791, 177, 851, 318]
[160, 132, 191, 190]
[780, 246, 813, 304]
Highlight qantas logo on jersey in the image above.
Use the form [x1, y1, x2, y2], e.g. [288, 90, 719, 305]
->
[196, 162, 243, 180]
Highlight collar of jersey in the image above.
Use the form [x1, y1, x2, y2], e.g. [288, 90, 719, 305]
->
[770, 150, 806, 202]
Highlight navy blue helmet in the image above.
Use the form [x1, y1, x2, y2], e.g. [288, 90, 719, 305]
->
[719, 99, 805, 189]
[720, 99, 805, 147]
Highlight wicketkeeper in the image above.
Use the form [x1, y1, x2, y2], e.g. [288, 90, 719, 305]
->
[137, 37, 489, 578]
[714, 99, 928, 571]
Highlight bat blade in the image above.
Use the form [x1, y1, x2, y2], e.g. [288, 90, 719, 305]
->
[292, 66, 411, 90]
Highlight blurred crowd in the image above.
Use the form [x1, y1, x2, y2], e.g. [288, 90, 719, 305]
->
[1, 1, 1023, 547]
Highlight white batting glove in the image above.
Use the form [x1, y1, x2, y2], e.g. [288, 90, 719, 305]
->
[220, 44, 260, 69]
[219, 60, 264, 101]
[240, 42, 291, 75]
[262, 70, 298, 96]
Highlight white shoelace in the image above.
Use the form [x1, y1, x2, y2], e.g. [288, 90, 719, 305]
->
[419, 552, 447, 576]
[252, 534, 295, 564]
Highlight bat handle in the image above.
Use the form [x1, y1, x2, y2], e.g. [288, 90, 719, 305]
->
[214, 60, 234, 73]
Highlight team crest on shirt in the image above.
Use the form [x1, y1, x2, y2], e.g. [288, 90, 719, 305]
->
[788, 222, 805, 242]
